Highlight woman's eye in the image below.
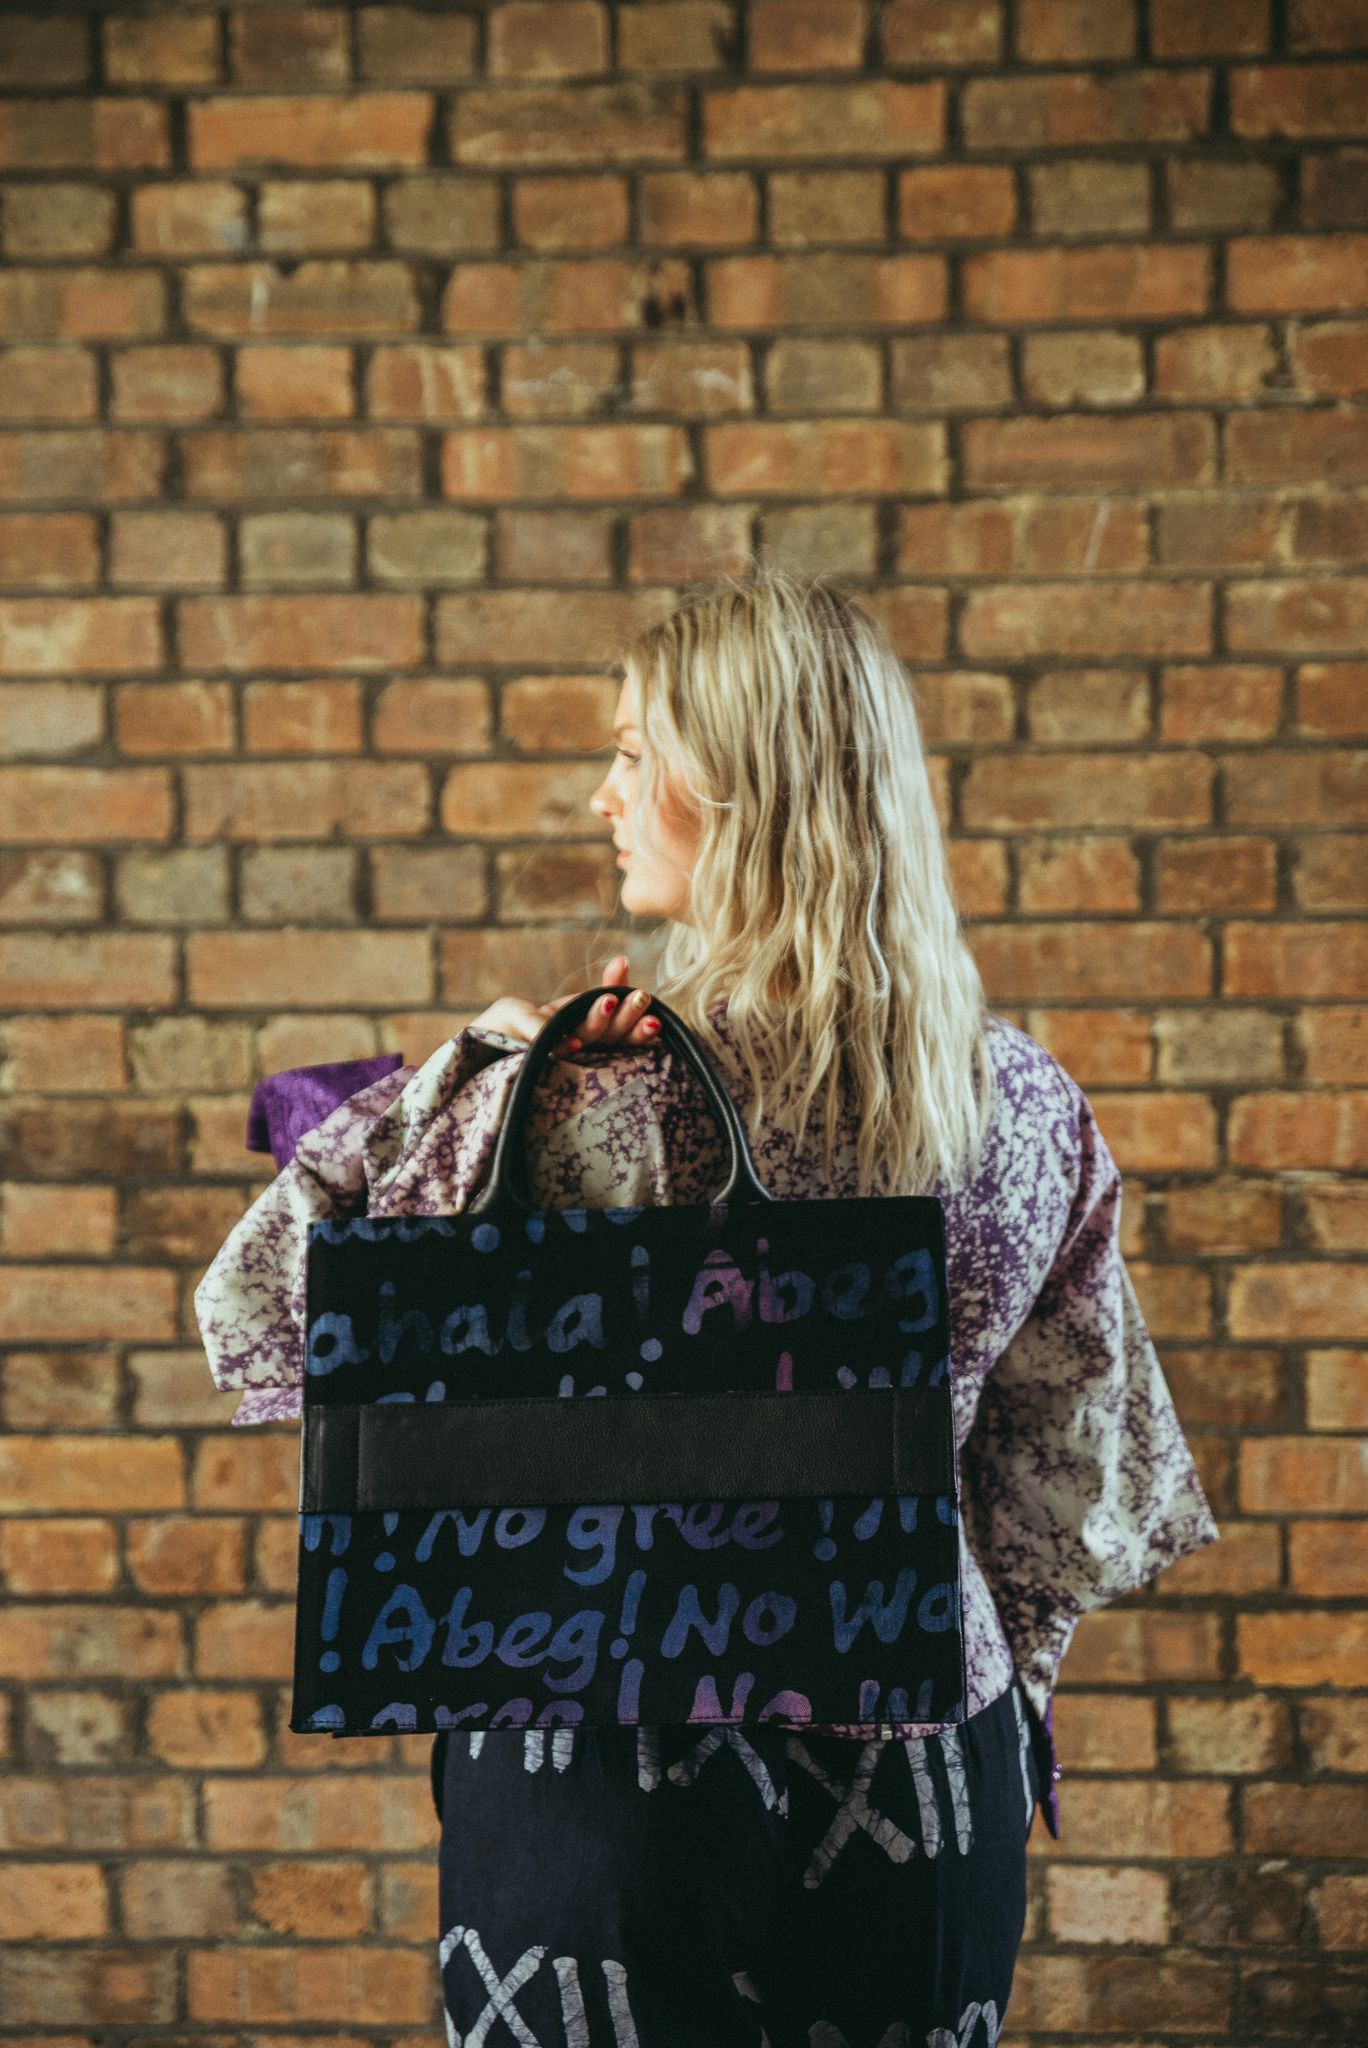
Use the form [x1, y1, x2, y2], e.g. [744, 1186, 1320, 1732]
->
[615, 748, 640, 767]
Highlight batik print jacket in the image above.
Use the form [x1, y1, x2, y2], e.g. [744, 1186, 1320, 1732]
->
[193, 1003, 1221, 1841]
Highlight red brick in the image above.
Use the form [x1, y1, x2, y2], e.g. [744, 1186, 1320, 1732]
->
[1291, 321, 1368, 396]
[1302, 148, 1368, 229]
[258, 179, 375, 254]
[130, 181, 247, 257]
[1298, 663, 1368, 737]
[1292, 1520, 1368, 1597]
[890, 335, 1012, 412]
[615, 3, 736, 72]
[442, 423, 689, 498]
[243, 679, 364, 754]
[964, 415, 1212, 489]
[1, 1184, 116, 1256]
[186, 1945, 432, 2025]
[1, 1518, 119, 1594]
[187, 931, 431, 1009]
[972, 922, 1212, 1002]
[709, 251, 945, 328]
[357, 5, 478, 82]
[1153, 324, 1275, 401]
[1030, 160, 1151, 238]
[114, 681, 232, 759]
[1230, 1088, 1368, 1170]
[105, 13, 220, 85]
[879, 1, 1002, 65]
[962, 71, 1210, 149]
[190, 94, 432, 170]
[1018, 838, 1141, 914]
[1227, 577, 1368, 655]
[1048, 1867, 1163, 1941]
[637, 171, 754, 247]
[1227, 412, 1368, 484]
[366, 343, 485, 419]
[1240, 1618, 1368, 1695]
[516, 173, 632, 249]
[964, 754, 1209, 831]
[381, 172, 501, 253]
[963, 243, 1208, 322]
[1163, 835, 1277, 917]
[146, 1687, 267, 1769]
[1290, 0, 1368, 47]
[0, 347, 97, 423]
[0, 1863, 107, 1940]
[770, 167, 876, 245]
[230, 7, 350, 85]
[1151, 0, 1270, 55]
[251, 1860, 370, 1938]
[0, 426, 163, 500]
[441, 255, 691, 337]
[894, 168, 1010, 245]
[452, 83, 686, 166]
[766, 340, 881, 414]
[1228, 233, 1368, 312]
[183, 261, 419, 338]
[1, 182, 116, 259]
[487, 2, 609, 78]
[183, 760, 426, 841]
[110, 345, 223, 423]
[1306, 1348, 1368, 1426]
[127, 1517, 247, 1596]
[1227, 751, 1367, 827]
[0, 1256, 178, 1335]
[706, 420, 945, 495]
[897, 501, 1013, 577]
[960, 581, 1210, 660]
[0, 512, 98, 587]
[1155, 497, 1277, 572]
[704, 81, 944, 160]
[1228, 1261, 1368, 1343]
[1019, 0, 1136, 61]
[178, 595, 423, 672]
[0, 597, 161, 675]
[1167, 156, 1281, 230]
[0, 13, 90, 85]
[1232, 62, 1368, 138]
[750, 0, 866, 69]
[435, 587, 673, 666]
[627, 503, 754, 581]
[236, 345, 354, 421]
[0, 267, 165, 341]
[121, 1858, 235, 1940]
[1020, 333, 1145, 407]
[109, 510, 226, 590]
[0, 99, 169, 172]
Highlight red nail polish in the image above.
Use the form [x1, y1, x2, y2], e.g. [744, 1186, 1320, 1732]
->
[644, 1018, 660, 1033]
[602, 996, 618, 1013]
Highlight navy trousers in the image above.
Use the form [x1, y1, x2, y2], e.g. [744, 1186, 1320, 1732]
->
[431, 1673, 1041, 2047]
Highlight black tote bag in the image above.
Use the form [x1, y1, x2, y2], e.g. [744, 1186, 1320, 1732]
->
[290, 986, 967, 1738]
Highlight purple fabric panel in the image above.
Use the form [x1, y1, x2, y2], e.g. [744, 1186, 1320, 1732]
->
[246, 1055, 405, 1172]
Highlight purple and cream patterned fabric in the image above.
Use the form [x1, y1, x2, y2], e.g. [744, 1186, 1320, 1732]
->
[194, 1003, 1221, 1838]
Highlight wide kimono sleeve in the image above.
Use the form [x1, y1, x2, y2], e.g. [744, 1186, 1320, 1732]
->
[959, 1081, 1221, 1727]
[192, 1028, 520, 1426]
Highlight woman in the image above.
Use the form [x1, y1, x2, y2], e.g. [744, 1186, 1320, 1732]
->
[196, 566, 1219, 2048]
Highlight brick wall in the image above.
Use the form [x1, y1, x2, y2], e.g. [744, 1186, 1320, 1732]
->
[0, 1, 1365, 2039]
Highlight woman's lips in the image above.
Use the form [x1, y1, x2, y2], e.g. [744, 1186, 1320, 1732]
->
[616, 849, 630, 862]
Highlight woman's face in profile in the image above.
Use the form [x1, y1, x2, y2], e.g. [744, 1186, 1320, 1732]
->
[589, 675, 701, 924]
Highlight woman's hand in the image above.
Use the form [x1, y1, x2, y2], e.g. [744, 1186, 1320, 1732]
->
[469, 955, 661, 1064]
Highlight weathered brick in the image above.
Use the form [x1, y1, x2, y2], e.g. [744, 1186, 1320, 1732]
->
[962, 71, 1210, 149]
[366, 343, 484, 419]
[242, 679, 364, 754]
[110, 345, 224, 423]
[638, 171, 754, 247]
[183, 760, 427, 840]
[706, 420, 945, 495]
[452, 83, 686, 166]
[178, 594, 424, 671]
[0, 600, 161, 675]
[0, 1863, 107, 1941]
[240, 511, 356, 587]
[1021, 333, 1145, 408]
[703, 81, 944, 160]
[110, 510, 226, 589]
[131, 181, 248, 257]
[964, 414, 1212, 489]
[1029, 160, 1150, 238]
[1302, 147, 1368, 229]
[442, 423, 690, 498]
[183, 261, 420, 338]
[487, 2, 609, 79]
[709, 251, 946, 328]
[1228, 233, 1368, 312]
[1152, 0, 1270, 56]
[1167, 155, 1281, 230]
[187, 930, 431, 1010]
[879, 1, 1002, 65]
[750, 0, 866, 69]
[0, 99, 169, 172]
[121, 1858, 235, 1940]
[764, 340, 881, 414]
[357, 4, 478, 82]
[494, 505, 613, 582]
[0, 346, 96, 424]
[105, 12, 220, 85]
[258, 179, 375, 254]
[0, 13, 90, 86]
[1227, 576, 1368, 654]
[190, 94, 432, 170]
[436, 587, 673, 666]
[0, 428, 163, 500]
[230, 6, 350, 85]
[897, 165, 1015, 241]
[963, 244, 1208, 322]
[0, 511, 98, 586]
[1, 183, 116, 259]
[960, 581, 1210, 659]
[1232, 62, 1368, 138]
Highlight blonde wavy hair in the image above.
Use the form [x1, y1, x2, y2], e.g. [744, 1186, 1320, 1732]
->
[606, 561, 997, 1199]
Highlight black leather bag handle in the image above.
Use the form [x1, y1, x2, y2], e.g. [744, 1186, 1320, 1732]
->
[468, 984, 774, 1217]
